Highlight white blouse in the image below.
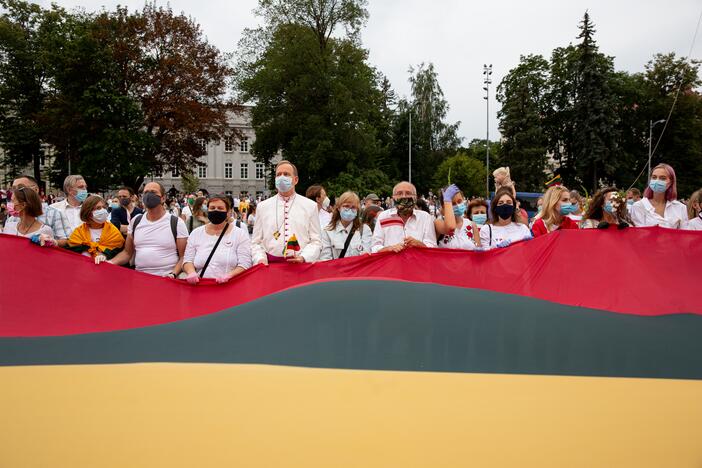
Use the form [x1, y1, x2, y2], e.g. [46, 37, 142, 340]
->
[184, 223, 252, 279]
[319, 222, 372, 260]
[479, 222, 531, 250]
[630, 198, 688, 229]
[438, 221, 479, 250]
[3, 221, 53, 239]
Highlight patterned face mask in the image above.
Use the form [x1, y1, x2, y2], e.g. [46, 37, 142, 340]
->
[394, 197, 415, 216]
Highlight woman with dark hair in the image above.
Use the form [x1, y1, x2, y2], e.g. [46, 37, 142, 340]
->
[435, 184, 480, 250]
[66, 195, 124, 263]
[361, 204, 383, 232]
[630, 163, 688, 228]
[3, 186, 55, 246]
[187, 196, 209, 232]
[183, 194, 252, 284]
[466, 198, 488, 228]
[582, 188, 632, 229]
[479, 188, 531, 249]
[319, 191, 371, 260]
[531, 186, 579, 237]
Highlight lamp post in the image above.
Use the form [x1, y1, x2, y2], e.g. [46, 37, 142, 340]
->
[648, 119, 666, 180]
[408, 110, 412, 184]
[483, 64, 492, 198]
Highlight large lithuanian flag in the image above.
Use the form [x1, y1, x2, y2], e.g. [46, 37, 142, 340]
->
[0, 227, 701, 467]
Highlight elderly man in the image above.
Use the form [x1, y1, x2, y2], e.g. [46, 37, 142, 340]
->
[363, 193, 381, 209]
[251, 160, 321, 265]
[371, 181, 437, 253]
[108, 181, 188, 277]
[50, 174, 88, 232]
[6, 175, 72, 246]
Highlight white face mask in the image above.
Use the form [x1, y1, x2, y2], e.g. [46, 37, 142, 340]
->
[92, 208, 109, 223]
[322, 197, 330, 210]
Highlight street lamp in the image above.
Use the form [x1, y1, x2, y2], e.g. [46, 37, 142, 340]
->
[648, 119, 666, 180]
[408, 109, 412, 184]
[483, 64, 492, 198]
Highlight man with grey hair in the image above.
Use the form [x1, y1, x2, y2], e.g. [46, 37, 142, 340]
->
[371, 181, 437, 253]
[50, 174, 88, 231]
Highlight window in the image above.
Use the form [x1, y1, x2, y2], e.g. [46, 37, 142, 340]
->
[224, 136, 234, 153]
[240, 162, 248, 179]
[198, 139, 207, 155]
[240, 137, 249, 153]
[224, 162, 233, 179]
[255, 162, 264, 180]
[225, 191, 233, 197]
[153, 167, 163, 178]
[240, 191, 248, 198]
[198, 163, 207, 179]
[171, 167, 180, 178]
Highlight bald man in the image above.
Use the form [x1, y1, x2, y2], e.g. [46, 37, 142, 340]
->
[371, 181, 436, 253]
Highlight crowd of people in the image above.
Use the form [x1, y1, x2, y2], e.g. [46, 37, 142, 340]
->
[1, 160, 700, 283]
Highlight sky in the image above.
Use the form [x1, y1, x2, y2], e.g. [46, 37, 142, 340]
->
[36, 0, 702, 143]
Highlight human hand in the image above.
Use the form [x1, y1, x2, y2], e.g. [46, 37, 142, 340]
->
[443, 184, 460, 202]
[215, 274, 231, 284]
[186, 272, 200, 285]
[403, 237, 425, 249]
[286, 254, 305, 263]
[521, 234, 533, 242]
[94, 254, 107, 265]
[39, 234, 56, 247]
[389, 242, 405, 253]
[496, 239, 512, 248]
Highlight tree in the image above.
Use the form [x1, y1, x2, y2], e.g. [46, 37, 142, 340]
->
[432, 152, 486, 198]
[496, 54, 550, 191]
[0, 0, 67, 188]
[236, 0, 392, 195]
[571, 12, 620, 191]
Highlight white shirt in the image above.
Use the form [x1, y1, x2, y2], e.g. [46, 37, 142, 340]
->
[479, 222, 531, 249]
[438, 221, 479, 250]
[685, 215, 702, 231]
[3, 221, 53, 239]
[184, 224, 252, 278]
[251, 193, 322, 263]
[50, 199, 82, 232]
[630, 198, 688, 229]
[320, 222, 372, 260]
[318, 208, 332, 230]
[371, 208, 437, 253]
[128, 212, 189, 276]
[181, 205, 192, 219]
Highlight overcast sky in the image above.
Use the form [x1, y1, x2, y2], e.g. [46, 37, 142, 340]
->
[37, 0, 702, 143]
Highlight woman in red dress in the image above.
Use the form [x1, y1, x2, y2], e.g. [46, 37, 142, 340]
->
[531, 185, 579, 237]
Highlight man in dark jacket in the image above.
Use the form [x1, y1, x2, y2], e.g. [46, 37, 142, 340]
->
[110, 186, 143, 236]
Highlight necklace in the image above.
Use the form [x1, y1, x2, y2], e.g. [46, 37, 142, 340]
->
[18, 219, 38, 235]
[274, 194, 296, 240]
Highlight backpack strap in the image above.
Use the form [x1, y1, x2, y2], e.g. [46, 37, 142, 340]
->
[338, 224, 358, 259]
[132, 213, 144, 233]
[170, 215, 178, 243]
[488, 224, 493, 247]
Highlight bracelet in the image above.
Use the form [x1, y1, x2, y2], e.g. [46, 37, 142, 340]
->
[167, 272, 177, 278]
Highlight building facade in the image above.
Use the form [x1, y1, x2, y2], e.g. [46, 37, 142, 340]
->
[152, 107, 280, 199]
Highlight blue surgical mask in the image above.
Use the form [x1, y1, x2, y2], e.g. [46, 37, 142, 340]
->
[537, 205, 543, 212]
[275, 175, 293, 193]
[604, 201, 614, 213]
[453, 203, 466, 217]
[472, 213, 487, 225]
[560, 203, 577, 215]
[75, 189, 88, 203]
[92, 208, 109, 223]
[649, 179, 667, 194]
[110, 202, 119, 210]
[340, 208, 357, 222]
[627, 200, 634, 207]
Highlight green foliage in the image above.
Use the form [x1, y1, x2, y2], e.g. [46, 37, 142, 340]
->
[432, 152, 487, 198]
[181, 172, 200, 194]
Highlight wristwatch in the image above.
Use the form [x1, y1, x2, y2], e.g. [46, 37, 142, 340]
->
[167, 272, 177, 279]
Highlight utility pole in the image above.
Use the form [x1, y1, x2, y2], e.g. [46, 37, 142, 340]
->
[408, 110, 412, 184]
[483, 64, 493, 198]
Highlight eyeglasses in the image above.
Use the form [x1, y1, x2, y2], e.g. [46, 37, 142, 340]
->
[393, 191, 415, 197]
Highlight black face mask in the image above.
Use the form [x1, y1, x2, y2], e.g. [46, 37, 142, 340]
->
[494, 204, 515, 220]
[119, 198, 130, 207]
[143, 192, 162, 209]
[207, 210, 228, 225]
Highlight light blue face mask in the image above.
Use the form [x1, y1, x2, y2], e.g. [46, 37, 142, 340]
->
[604, 201, 614, 213]
[627, 200, 634, 207]
[649, 179, 667, 194]
[560, 203, 577, 215]
[75, 189, 88, 203]
[275, 175, 293, 193]
[472, 213, 487, 225]
[453, 203, 466, 217]
[340, 208, 357, 222]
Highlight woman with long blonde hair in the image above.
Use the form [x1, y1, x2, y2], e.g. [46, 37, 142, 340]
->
[531, 185, 579, 237]
[319, 191, 371, 260]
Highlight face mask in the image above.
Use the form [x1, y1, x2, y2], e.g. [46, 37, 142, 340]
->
[322, 197, 330, 210]
[75, 189, 88, 203]
[394, 197, 415, 216]
[340, 208, 357, 222]
[119, 198, 130, 207]
[7, 202, 20, 217]
[453, 203, 466, 217]
[494, 204, 514, 220]
[537, 205, 543, 212]
[207, 210, 228, 225]
[92, 208, 109, 223]
[275, 175, 293, 193]
[649, 179, 667, 193]
[202, 205, 208, 213]
[187, 198, 195, 206]
[143, 192, 162, 209]
[560, 203, 577, 215]
[472, 213, 487, 225]
[110, 202, 119, 210]
[604, 201, 614, 214]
